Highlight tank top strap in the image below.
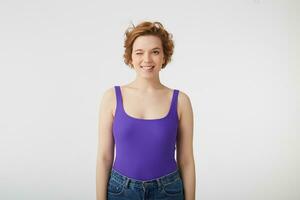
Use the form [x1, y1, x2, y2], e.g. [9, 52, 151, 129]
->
[169, 89, 179, 117]
[114, 86, 123, 112]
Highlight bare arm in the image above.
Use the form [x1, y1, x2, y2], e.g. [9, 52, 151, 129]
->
[176, 91, 196, 200]
[96, 88, 116, 200]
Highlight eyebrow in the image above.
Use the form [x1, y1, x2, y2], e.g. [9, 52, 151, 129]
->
[134, 47, 161, 52]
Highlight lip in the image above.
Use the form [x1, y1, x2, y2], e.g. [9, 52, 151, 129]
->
[141, 65, 154, 67]
[141, 65, 154, 71]
[141, 65, 154, 68]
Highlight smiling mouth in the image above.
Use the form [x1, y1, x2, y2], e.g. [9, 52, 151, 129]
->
[141, 66, 155, 70]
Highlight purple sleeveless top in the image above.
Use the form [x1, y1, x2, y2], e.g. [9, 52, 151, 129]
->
[112, 86, 180, 181]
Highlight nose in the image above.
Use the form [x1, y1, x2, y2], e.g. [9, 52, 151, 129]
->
[143, 52, 152, 62]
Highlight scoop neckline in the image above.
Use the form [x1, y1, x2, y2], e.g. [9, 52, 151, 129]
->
[118, 86, 175, 121]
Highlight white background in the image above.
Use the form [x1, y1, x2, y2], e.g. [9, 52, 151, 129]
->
[0, 0, 299, 199]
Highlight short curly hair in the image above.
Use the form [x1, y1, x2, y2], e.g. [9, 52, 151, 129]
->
[123, 21, 174, 69]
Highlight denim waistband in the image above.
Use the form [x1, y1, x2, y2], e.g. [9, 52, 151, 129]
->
[109, 168, 181, 189]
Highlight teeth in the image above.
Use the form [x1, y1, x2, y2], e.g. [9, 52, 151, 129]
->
[141, 66, 154, 68]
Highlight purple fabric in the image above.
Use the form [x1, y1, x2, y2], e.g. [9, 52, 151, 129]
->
[112, 86, 180, 181]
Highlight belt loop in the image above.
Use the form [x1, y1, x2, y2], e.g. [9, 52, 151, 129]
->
[156, 178, 163, 188]
[142, 181, 146, 191]
[124, 178, 130, 188]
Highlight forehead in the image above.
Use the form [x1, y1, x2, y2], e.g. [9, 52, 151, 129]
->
[132, 35, 162, 50]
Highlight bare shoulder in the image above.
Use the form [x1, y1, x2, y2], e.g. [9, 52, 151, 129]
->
[178, 90, 191, 104]
[101, 87, 115, 103]
[99, 87, 116, 116]
[177, 90, 193, 120]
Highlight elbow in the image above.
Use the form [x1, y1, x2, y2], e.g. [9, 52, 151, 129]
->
[177, 155, 195, 169]
[97, 154, 114, 170]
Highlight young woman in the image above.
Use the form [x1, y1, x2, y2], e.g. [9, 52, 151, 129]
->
[96, 21, 195, 200]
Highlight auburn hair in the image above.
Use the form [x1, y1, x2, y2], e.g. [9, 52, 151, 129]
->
[123, 21, 174, 69]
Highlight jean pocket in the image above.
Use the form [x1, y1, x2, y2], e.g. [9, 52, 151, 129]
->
[162, 177, 183, 196]
[107, 179, 125, 196]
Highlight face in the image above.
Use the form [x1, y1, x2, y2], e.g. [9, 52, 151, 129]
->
[130, 35, 165, 78]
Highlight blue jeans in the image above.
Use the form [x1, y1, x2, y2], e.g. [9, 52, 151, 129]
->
[107, 168, 184, 200]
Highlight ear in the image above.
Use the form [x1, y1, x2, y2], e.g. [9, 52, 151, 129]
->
[129, 60, 133, 68]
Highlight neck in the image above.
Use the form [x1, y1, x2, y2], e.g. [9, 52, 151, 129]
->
[130, 75, 164, 91]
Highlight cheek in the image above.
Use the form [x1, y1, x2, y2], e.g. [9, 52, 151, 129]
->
[132, 57, 141, 64]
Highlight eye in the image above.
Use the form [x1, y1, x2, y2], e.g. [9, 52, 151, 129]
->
[135, 51, 159, 55]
